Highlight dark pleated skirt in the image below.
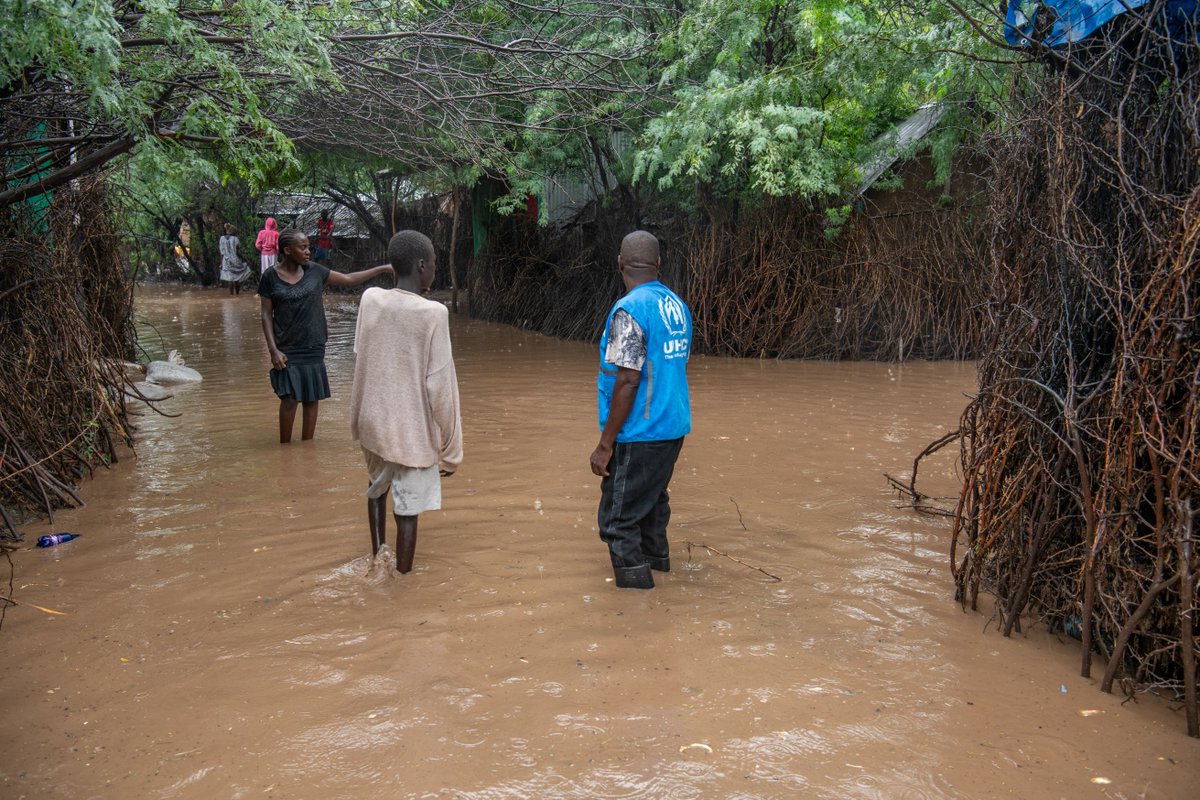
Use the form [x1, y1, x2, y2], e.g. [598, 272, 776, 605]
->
[269, 345, 330, 402]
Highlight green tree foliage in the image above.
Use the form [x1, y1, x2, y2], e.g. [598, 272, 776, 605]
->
[113, 149, 216, 280]
[295, 151, 460, 246]
[112, 148, 263, 284]
[0, 0, 334, 205]
[2, 1, 1002, 235]
[0, 1, 658, 211]
[632, 0, 991, 203]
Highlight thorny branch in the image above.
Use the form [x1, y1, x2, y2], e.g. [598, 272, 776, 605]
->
[682, 540, 782, 582]
[886, 428, 961, 517]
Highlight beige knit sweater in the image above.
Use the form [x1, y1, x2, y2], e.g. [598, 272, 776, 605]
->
[349, 288, 463, 473]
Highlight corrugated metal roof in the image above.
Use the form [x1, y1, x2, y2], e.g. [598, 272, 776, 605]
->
[855, 102, 945, 195]
[540, 130, 633, 226]
[257, 193, 376, 239]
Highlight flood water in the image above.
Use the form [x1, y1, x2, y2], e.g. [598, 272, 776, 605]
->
[2, 285, 1195, 799]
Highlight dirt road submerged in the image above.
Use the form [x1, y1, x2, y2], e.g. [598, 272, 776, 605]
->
[1, 285, 1194, 799]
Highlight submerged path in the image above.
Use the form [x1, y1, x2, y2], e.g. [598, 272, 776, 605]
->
[1, 285, 1194, 799]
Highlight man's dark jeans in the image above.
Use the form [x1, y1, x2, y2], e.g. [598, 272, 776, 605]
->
[597, 437, 684, 568]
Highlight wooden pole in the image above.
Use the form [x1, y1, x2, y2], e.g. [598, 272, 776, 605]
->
[448, 187, 462, 313]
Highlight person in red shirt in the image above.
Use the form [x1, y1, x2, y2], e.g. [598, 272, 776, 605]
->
[314, 209, 335, 263]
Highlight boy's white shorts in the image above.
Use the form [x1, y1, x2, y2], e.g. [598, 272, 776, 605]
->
[362, 448, 442, 515]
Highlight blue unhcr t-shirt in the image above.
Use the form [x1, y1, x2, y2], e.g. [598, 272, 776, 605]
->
[596, 281, 692, 443]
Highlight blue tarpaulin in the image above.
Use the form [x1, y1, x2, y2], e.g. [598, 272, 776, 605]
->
[1004, 1, 1198, 47]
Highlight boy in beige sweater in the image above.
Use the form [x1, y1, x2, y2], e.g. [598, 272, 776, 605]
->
[349, 230, 463, 573]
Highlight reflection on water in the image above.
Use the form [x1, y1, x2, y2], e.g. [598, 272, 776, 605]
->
[0, 286, 1194, 800]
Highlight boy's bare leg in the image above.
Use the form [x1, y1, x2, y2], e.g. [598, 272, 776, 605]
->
[367, 492, 387, 555]
[279, 398, 298, 443]
[394, 515, 418, 574]
[301, 401, 319, 440]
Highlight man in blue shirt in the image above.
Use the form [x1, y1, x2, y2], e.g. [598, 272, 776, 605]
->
[589, 231, 693, 589]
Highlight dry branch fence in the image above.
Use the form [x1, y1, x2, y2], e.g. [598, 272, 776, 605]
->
[469, 167, 990, 360]
[0, 182, 135, 542]
[947, 14, 1199, 735]
[686, 184, 988, 360]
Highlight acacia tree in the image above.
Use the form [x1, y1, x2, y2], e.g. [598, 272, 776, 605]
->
[0, 0, 662, 212]
[633, 0, 994, 207]
[115, 155, 264, 284]
[1, 0, 322, 207]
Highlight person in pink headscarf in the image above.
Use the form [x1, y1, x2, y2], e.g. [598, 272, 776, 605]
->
[255, 217, 279, 274]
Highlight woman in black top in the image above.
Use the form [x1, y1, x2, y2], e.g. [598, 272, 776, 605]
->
[258, 228, 393, 443]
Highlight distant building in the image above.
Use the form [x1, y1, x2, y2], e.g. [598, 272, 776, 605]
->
[256, 193, 382, 269]
[538, 130, 634, 227]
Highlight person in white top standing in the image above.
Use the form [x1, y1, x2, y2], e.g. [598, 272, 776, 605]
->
[349, 230, 463, 574]
[218, 223, 250, 294]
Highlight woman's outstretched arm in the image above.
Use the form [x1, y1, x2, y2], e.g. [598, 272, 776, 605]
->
[325, 264, 394, 287]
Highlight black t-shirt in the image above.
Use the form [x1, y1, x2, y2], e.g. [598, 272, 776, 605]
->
[257, 262, 331, 352]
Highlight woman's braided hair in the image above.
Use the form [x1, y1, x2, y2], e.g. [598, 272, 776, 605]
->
[277, 228, 305, 257]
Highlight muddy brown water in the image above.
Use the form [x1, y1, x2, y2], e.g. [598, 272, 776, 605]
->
[1, 285, 1195, 800]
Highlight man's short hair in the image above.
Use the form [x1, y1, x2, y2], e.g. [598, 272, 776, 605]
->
[388, 230, 434, 277]
[620, 230, 660, 269]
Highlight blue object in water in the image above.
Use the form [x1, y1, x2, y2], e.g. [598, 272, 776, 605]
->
[36, 533, 80, 548]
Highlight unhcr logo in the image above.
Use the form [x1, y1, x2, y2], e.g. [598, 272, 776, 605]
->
[658, 296, 687, 336]
[663, 338, 689, 357]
